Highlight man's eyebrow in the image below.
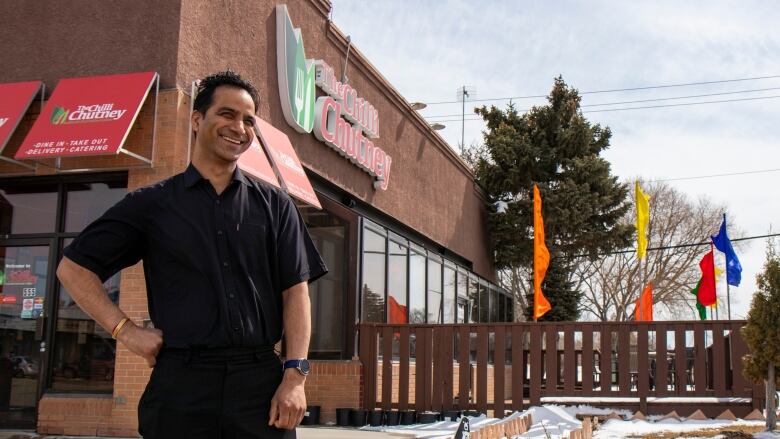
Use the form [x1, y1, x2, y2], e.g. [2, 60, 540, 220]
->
[214, 106, 237, 113]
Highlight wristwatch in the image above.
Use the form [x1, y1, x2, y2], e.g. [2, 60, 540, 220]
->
[283, 358, 311, 376]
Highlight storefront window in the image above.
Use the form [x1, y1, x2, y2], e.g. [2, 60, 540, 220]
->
[442, 263, 455, 323]
[409, 248, 426, 324]
[64, 182, 128, 232]
[302, 205, 347, 359]
[0, 245, 48, 416]
[489, 287, 500, 322]
[361, 226, 385, 323]
[387, 239, 407, 324]
[498, 292, 506, 323]
[354, 219, 513, 327]
[456, 269, 469, 323]
[0, 182, 58, 235]
[427, 256, 442, 323]
[469, 276, 479, 323]
[478, 280, 490, 322]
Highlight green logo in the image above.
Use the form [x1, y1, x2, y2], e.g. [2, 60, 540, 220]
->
[276, 5, 315, 134]
[50, 106, 69, 125]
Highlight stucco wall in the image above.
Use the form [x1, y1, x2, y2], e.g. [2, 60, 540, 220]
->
[0, 1, 182, 91]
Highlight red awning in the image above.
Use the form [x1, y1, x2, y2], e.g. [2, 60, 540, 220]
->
[15, 72, 157, 161]
[237, 136, 281, 189]
[0, 81, 42, 154]
[253, 116, 321, 209]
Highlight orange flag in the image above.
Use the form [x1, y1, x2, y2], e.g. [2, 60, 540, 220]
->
[533, 185, 551, 320]
[634, 283, 653, 321]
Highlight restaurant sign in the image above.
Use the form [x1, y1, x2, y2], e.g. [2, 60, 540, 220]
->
[276, 4, 392, 190]
[15, 72, 156, 159]
[0, 81, 42, 154]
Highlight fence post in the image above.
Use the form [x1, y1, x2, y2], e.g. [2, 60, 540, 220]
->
[359, 324, 377, 410]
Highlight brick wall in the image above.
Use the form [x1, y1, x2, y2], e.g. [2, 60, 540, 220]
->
[37, 396, 113, 436]
[304, 360, 362, 425]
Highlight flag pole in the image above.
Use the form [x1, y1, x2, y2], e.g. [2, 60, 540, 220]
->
[726, 282, 731, 320]
[711, 242, 719, 320]
[722, 212, 732, 320]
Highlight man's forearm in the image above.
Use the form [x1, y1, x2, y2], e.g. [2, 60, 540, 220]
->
[56, 256, 127, 334]
[282, 282, 311, 361]
[57, 256, 164, 367]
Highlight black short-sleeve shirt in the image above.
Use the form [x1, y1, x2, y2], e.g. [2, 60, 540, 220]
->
[64, 164, 328, 348]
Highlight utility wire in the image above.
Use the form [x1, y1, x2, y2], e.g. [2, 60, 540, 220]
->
[429, 94, 780, 123]
[586, 94, 780, 113]
[425, 86, 780, 119]
[570, 232, 780, 258]
[421, 74, 780, 105]
[649, 168, 780, 183]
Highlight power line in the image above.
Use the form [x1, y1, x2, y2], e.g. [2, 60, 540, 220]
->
[571, 232, 780, 258]
[583, 87, 780, 107]
[429, 94, 780, 123]
[585, 94, 780, 113]
[420, 74, 780, 105]
[425, 86, 780, 119]
[649, 168, 780, 183]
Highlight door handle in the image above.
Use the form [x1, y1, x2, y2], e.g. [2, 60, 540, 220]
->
[35, 315, 45, 341]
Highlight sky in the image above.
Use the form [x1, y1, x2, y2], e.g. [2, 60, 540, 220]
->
[329, 0, 780, 319]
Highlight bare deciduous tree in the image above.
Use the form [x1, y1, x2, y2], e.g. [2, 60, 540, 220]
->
[577, 181, 736, 321]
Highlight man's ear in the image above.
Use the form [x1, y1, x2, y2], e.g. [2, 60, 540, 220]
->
[191, 111, 203, 134]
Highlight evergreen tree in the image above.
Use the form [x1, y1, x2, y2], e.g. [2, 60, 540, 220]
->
[472, 77, 632, 320]
[742, 240, 780, 431]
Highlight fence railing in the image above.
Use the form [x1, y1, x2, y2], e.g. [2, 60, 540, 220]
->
[358, 321, 763, 417]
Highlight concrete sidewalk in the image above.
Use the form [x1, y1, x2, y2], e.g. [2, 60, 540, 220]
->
[0, 427, 412, 439]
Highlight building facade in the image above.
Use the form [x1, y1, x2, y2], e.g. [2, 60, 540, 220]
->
[0, 0, 512, 434]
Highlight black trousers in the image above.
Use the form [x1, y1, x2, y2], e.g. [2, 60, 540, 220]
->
[138, 347, 296, 439]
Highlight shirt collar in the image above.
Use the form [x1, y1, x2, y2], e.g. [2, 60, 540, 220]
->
[183, 163, 253, 188]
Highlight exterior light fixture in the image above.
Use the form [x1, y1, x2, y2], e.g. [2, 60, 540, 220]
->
[429, 123, 446, 131]
[410, 102, 427, 110]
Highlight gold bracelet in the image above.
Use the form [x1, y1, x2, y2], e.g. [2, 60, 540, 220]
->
[111, 317, 131, 339]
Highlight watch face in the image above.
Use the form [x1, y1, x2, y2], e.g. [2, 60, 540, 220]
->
[299, 359, 311, 375]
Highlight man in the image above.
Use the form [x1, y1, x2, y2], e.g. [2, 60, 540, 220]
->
[56, 71, 327, 438]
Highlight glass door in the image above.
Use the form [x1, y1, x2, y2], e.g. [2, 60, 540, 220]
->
[0, 244, 49, 428]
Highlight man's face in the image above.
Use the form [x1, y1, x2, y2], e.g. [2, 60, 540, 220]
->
[191, 85, 256, 164]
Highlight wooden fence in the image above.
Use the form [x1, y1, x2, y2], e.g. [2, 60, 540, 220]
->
[358, 321, 764, 417]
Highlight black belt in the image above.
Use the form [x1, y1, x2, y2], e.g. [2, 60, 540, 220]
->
[158, 345, 277, 364]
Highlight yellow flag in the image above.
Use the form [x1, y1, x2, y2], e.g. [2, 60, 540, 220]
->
[533, 184, 552, 320]
[635, 181, 650, 259]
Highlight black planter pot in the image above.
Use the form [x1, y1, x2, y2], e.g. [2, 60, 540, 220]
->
[368, 409, 384, 426]
[301, 405, 320, 425]
[441, 410, 461, 421]
[384, 410, 400, 425]
[350, 409, 368, 427]
[400, 410, 417, 425]
[418, 411, 440, 424]
[336, 408, 351, 426]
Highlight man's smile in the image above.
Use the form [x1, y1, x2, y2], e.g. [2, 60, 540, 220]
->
[220, 134, 246, 145]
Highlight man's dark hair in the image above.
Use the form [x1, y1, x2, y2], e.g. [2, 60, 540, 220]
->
[193, 71, 260, 114]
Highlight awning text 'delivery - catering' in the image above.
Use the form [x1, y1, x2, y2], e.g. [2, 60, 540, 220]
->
[15, 72, 157, 160]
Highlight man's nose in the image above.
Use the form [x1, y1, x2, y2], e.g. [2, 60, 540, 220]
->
[229, 118, 246, 136]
